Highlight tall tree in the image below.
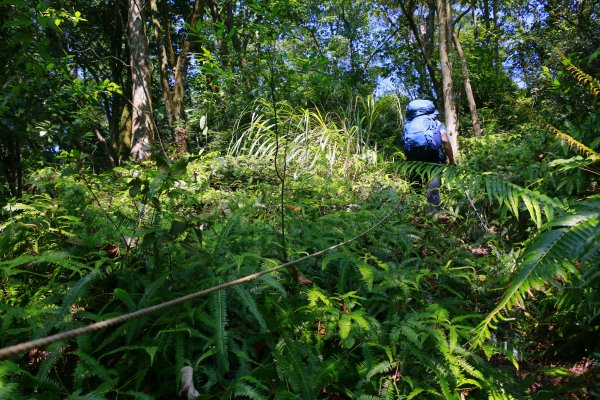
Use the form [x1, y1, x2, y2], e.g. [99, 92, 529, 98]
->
[436, 0, 459, 158]
[150, 0, 207, 154]
[398, 0, 441, 101]
[128, 0, 157, 160]
[453, 30, 482, 137]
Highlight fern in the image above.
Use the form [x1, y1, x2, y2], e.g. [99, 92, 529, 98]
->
[120, 390, 157, 400]
[559, 50, 600, 96]
[274, 338, 316, 400]
[71, 351, 119, 390]
[233, 285, 268, 332]
[365, 360, 398, 381]
[1, 252, 90, 277]
[397, 162, 563, 227]
[49, 268, 101, 329]
[233, 380, 269, 400]
[66, 389, 108, 400]
[212, 206, 248, 262]
[473, 198, 600, 346]
[0, 361, 32, 400]
[547, 125, 600, 162]
[211, 288, 229, 372]
[35, 342, 67, 380]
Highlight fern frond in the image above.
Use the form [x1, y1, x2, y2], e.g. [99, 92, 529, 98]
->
[50, 269, 100, 329]
[473, 208, 599, 347]
[71, 351, 118, 384]
[233, 286, 268, 332]
[397, 162, 563, 227]
[212, 206, 248, 261]
[559, 50, 600, 96]
[274, 338, 315, 399]
[270, 391, 302, 400]
[36, 342, 67, 380]
[112, 210, 138, 230]
[547, 125, 600, 161]
[211, 288, 229, 372]
[0, 360, 32, 399]
[1, 252, 89, 277]
[233, 381, 269, 400]
[365, 361, 398, 381]
[120, 391, 155, 400]
[66, 389, 108, 400]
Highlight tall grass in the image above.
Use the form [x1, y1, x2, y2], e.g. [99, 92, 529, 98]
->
[228, 97, 385, 177]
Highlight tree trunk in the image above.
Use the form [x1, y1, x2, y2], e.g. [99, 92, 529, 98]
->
[483, 0, 492, 46]
[128, 0, 157, 160]
[150, 0, 204, 155]
[424, 0, 436, 60]
[492, 0, 499, 61]
[1, 132, 23, 198]
[172, 0, 201, 121]
[107, 0, 129, 166]
[117, 103, 133, 164]
[437, 0, 459, 159]
[150, 0, 175, 126]
[452, 31, 482, 137]
[472, 0, 478, 38]
[400, 1, 441, 101]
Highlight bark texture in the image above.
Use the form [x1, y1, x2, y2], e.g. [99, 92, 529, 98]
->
[436, 0, 459, 160]
[128, 0, 157, 160]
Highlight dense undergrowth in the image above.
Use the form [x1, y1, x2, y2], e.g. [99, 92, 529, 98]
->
[1, 0, 599, 397]
[1, 138, 598, 399]
[1, 82, 599, 398]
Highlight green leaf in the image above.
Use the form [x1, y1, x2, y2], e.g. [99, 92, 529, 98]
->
[338, 315, 352, 339]
[114, 288, 136, 310]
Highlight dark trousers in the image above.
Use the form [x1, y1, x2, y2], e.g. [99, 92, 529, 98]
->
[405, 149, 444, 207]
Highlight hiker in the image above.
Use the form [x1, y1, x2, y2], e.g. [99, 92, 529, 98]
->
[401, 99, 455, 208]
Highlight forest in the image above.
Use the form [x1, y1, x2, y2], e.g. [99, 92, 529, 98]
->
[0, 0, 598, 398]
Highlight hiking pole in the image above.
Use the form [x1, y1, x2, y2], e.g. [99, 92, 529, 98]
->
[463, 189, 490, 233]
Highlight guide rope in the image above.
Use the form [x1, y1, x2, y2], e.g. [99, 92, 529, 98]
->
[0, 198, 402, 359]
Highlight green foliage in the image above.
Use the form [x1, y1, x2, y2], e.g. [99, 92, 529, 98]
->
[1, 5, 599, 397]
[396, 161, 564, 228]
[473, 197, 600, 347]
[1, 147, 532, 399]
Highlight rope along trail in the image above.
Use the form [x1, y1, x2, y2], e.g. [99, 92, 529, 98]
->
[0, 199, 401, 359]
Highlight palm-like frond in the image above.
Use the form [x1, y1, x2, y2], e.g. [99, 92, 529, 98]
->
[234, 383, 268, 400]
[365, 360, 398, 382]
[473, 199, 600, 347]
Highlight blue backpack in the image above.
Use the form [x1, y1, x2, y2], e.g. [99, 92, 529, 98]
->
[401, 100, 444, 158]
